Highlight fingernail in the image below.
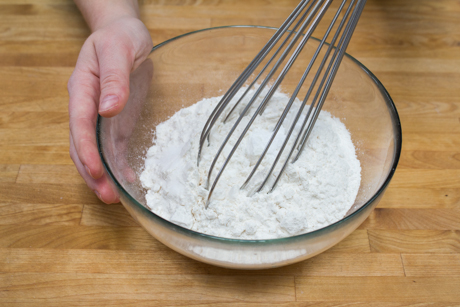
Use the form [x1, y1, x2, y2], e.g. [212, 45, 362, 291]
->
[100, 94, 119, 112]
[84, 164, 94, 179]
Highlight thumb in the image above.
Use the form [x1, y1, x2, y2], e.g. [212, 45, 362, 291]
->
[97, 42, 133, 118]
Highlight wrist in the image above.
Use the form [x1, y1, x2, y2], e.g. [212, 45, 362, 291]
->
[75, 0, 140, 32]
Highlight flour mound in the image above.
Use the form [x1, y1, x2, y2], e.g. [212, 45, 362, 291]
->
[140, 87, 361, 239]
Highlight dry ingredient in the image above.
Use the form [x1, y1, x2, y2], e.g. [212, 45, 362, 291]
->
[140, 87, 361, 239]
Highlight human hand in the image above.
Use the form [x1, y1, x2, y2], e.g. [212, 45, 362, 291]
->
[68, 13, 153, 203]
[99, 58, 153, 203]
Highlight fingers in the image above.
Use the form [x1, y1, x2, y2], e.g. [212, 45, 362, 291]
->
[70, 134, 119, 203]
[96, 36, 133, 118]
[68, 18, 153, 202]
[96, 18, 153, 118]
[68, 41, 105, 180]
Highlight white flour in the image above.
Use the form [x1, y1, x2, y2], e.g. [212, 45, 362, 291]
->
[140, 87, 361, 239]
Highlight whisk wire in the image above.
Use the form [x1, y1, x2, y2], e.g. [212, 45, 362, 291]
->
[268, 0, 359, 192]
[295, 0, 366, 160]
[200, 0, 367, 207]
[242, 0, 350, 192]
[222, 2, 316, 124]
[203, 0, 331, 207]
[197, 0, 314, 164]
[203, 0, 326, 194]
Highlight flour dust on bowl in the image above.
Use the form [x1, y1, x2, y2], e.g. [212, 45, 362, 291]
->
[97, 26, 402, 269]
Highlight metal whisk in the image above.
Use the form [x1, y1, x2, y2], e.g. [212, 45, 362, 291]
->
[198, 0, 366, 208]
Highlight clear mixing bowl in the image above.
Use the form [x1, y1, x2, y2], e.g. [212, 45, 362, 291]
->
[97, 26, 402, 269]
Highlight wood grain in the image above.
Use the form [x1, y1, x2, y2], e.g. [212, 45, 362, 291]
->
[377, 188, 460, 209]
[0, 112, 68, 129]
[0, 225, 164, 250]
[0, 0, 459, 305]
[0, 248, 403, 276]
[389, 169, 460, 189]
[0, 127, 68, 146]
[0, 203, 82, 225]
[0, 96, 68, 113]
[0, 225, 369, 252]
[0, 302, 457, 307]
[0, 67, 71, 97]
[368, 230, 460, 253]
[16, 164, 85, 184]
[326, 230, 371, 253]
[0, 164, 19, 182]
[0, 183, 99, 205]
[359, 208, 460, 230]
[400, 133, 460, 151]
[0, 273, 296, 302]
[0, 145, 72, 165]
[295, 276, 460, 302]
[398, 151, 460, 170]
[402, 254, 460, 277]
[80, 204, 138, 227]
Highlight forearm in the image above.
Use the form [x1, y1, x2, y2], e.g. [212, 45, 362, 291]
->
[74, 0, 140, 32]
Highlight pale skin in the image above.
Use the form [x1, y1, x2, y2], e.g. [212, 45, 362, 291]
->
[68, 0, 153, 203]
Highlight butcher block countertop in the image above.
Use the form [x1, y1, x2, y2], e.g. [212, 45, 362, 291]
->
[1, 0, 460, 305]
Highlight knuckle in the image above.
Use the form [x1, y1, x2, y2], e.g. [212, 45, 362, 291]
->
[100, 72, 123, 88]
[100, 72, 129, 99]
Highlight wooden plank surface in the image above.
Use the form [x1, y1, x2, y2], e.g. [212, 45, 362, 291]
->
[0, 0, 459, 305]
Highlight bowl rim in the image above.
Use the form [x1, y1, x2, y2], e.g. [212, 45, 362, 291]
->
[97, 25, 402, 244]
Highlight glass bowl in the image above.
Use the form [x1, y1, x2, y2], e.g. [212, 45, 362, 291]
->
[97, 26, 402, 269]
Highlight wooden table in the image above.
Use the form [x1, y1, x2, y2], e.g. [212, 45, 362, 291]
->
[1, 0, 459, 305]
